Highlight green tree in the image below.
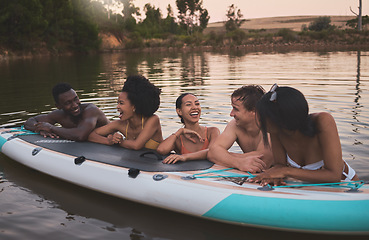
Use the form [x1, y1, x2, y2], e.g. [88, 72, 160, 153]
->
[0, 0, 47, 49]
[346, 15, 369, 29]
[40, 0, 74, 47]
[120, 0, 139, 19]
[0, 0, 102, 52]
[176, 0, 209, 35]
[199, 8, 209, 30]
[139, 3, 163, 38]
[70, 0, 100, 52]
[86, 0, 110, 24]
[225, 4, 245, 32]
[308, 16, 334, 31]
[142, 3, 161, 25]
[119, 0, 139, 31]
[163, 4, 181, 34]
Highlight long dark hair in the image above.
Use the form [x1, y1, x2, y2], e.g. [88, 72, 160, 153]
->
[256, 86, 316, 146]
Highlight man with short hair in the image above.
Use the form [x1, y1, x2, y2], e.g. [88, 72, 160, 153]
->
[24, 83, 109, 141]
[208, 85, 273, 172]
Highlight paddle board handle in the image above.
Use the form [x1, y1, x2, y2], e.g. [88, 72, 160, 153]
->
[139, 151, 163, 160]
[74, 156, 86, 165]
[128, 168, 140, 178]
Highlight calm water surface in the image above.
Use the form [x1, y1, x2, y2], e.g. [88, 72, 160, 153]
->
[0, 50, 368, 240]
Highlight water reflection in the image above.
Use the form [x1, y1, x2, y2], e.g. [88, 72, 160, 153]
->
[178, 52, 209, 87]
[354, 50, 362, 111]
[352, 51, 362, 139]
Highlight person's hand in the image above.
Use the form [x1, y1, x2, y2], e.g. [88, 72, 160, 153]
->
[39, 130, 59, 138]
[182, 129, 204, 143]
[237, 154, 266, 173]
[162, 154, 186, 164]
[248, 165, 287, 186]
[34, 122, 59, 138]
[107, 132, 123, 145]
[35, 122, 53, 133]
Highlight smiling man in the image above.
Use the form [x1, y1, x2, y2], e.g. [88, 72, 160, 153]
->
[24, 83, 109, 141]
[208, 85, 274, 173]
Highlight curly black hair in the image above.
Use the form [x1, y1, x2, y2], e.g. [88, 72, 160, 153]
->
[52, 83, 73, 104]
[122, 75, 161, 117]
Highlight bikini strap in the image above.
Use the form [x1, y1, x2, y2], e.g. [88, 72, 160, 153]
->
[342, 160, 357, 181]
[126, 117, 144, 138]
[125, 121, 129, 138]
[180, 135, 185, 149]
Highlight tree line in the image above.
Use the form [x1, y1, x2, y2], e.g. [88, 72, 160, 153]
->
[0, 0, 210, 52]
[0, 0, 101, 52]
[0, 0, 367, 54]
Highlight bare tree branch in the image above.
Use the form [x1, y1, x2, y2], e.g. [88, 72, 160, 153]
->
[350, 6, 358, 16]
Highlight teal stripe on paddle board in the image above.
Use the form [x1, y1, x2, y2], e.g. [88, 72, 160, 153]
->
[203, 193, 369, 232]
[0, 135, 7, 151]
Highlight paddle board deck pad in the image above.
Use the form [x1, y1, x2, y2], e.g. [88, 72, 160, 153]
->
[1, 127, 369, 234]
[13, 134, 214, 172]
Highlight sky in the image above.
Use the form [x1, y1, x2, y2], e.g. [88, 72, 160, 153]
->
[133, 0, 368, 23]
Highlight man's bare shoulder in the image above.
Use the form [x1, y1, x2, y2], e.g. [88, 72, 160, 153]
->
[42, 109, 66, 120]
[80, 103, 109, 126]
[226, 119, 246, 136]
[215, 120, 238, 140]
[81, 103, 105, 115]
[224, 119, 238, 131]
[82, 103, 100, 111]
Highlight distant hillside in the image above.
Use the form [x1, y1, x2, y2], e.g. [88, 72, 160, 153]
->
[205, 15, 356, 34]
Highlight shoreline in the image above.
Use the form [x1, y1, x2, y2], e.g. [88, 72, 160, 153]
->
[120, 42, 369, 53]
[2, 42, 368, 61]
[2, 14, 368, 60]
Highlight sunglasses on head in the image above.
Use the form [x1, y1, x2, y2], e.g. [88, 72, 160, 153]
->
[269, 83, 278, 102]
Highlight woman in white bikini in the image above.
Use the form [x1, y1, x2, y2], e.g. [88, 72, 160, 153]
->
[250, 84, 359, 186]
[156, 93, 219, 164]
[88, 75, 163, 150]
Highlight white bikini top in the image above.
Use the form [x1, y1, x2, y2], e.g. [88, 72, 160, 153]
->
[286, 154, 324, 170]
[286, 155, 356, 181]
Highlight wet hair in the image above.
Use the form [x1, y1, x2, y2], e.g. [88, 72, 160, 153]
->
[231, 85, 265, 111]
[256, 86, 316, 146]
[176, 93, 196, 124]
[52, 83, 72, 104]
[122, 75, 161, 117]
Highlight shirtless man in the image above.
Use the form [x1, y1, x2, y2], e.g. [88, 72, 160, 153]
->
[207, 85, 273, 173]
[24, 83, 109, 141]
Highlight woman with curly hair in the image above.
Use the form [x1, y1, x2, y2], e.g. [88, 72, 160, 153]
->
[88, 75, 163, 150]
[156, 93, 220, 164]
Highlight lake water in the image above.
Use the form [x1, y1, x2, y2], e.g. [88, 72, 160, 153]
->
[0, 50, 368, 239]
